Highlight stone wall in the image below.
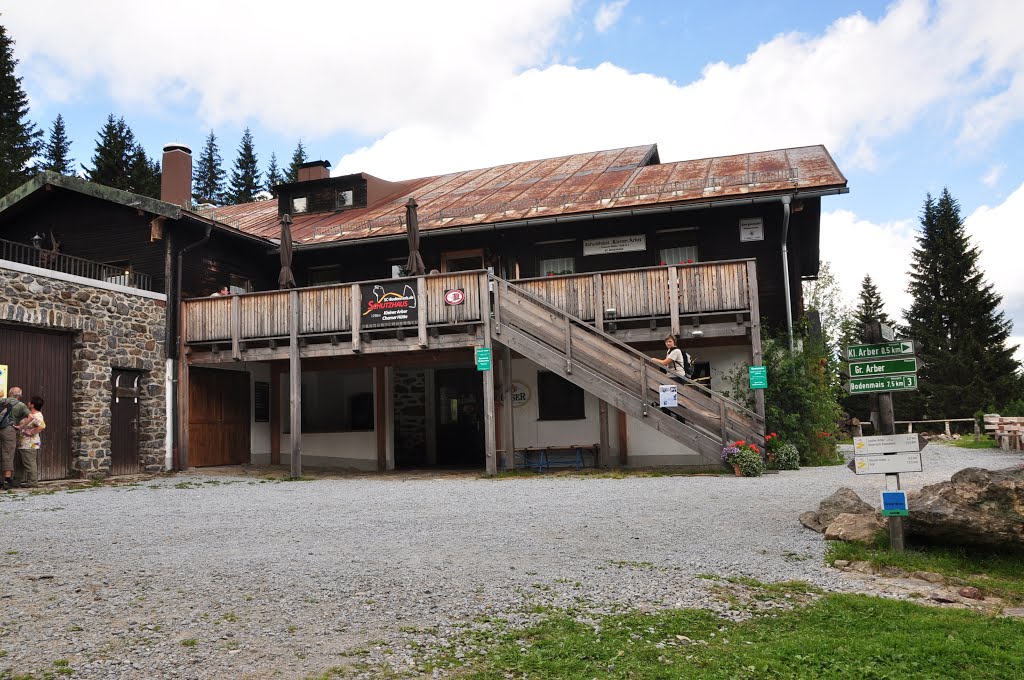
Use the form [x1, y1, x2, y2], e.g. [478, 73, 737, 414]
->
[393, 368, 427, 465]
[1, 265, 167, 476]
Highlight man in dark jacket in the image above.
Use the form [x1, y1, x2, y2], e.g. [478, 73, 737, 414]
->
[0, 387, 30, 489]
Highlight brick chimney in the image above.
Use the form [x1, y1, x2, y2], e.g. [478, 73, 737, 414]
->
[161, 143, 193, 207]
[297, 160, 331, 182]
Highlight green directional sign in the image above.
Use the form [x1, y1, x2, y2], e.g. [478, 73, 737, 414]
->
[848, 357, 918, 378]
[846, 374, 918, 395]
[475, 347, 492, 371]
[846, 340, 915, 361]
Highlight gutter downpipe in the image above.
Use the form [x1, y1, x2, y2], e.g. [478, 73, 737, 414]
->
[780, 195, 794, 351]
[171, 225, 213, 471]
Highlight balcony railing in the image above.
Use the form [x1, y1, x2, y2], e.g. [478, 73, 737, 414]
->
[0, 237, 154, 291]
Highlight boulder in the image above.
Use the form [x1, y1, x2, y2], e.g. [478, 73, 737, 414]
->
[801, 487, 875, 533]
[824, 512, 886, 543]
[906, 466, 1024, 550]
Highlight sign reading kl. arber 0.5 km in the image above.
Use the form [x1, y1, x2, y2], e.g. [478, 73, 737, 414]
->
[846, 340, 915, 360]
[360, 282, 418, 329]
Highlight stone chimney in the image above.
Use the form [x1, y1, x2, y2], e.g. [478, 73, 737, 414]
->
[297, 160, 331, 182]
[161, 143, 193, 207]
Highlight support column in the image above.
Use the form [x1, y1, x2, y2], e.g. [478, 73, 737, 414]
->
[375, 366, 386, 472]
[385, 366, 396, 471]
[270, 362, 282, 465]
[745, 260, 765, 420]
[599, 400, 610, 468]
[617, 408, 628, 467]
[501, 344, 515, 471]
[480, 273, 497, 476]
[289, 290, 302, 478]
[425, 369, 437, 465]
[179, 356, 190, 471]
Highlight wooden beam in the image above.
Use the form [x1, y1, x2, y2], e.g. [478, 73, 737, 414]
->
[746, 260, 765, 421]
[501, 343, 515, 471]
[669, 266, 680, 337]
[375, 366, 386, 472]
[179, 353, 190, 471]
[385, 366, 395, 470]
[351, 283, 362, 353]
[599, 399, 610, 468]
[617, 408, 628, 467]
[289, 290, 302, 478]
[564, 317, 573, 374]
[270, 362, 282, 465]
[594, 273, 604, 332]
[417, 276, 428, 347]
[230, 295, 241, 361]
[480, 273, 497, 476]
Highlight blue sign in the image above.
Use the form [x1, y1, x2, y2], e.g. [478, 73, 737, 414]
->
[880, 491, 909, 517]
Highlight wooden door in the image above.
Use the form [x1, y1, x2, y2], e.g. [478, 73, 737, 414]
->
[0, 325, 72, 480]
[110, 368, 142, 476]
[187, 368, 251, 467]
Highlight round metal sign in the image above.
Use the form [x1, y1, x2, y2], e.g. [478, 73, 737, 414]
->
[444, 288, 465, 305]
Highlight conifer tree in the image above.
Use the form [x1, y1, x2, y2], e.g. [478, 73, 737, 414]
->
[192, 130, 225, 205]
[853, 275, 893, 336]
[264, 152, 283, 195]
[42, 113, 74, 175]
[285, 140, 307, 183]
[0, 24, 42, 195]
[86, 114, 157, 193]
[226, 127, 261, 204]
[904, 189, 1023, 418]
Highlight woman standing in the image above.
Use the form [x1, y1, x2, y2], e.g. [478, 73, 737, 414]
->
[15, 396, 45, 489]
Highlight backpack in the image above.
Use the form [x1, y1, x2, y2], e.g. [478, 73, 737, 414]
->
[682, 352, 694, 379]
[0, 402, 12, 430]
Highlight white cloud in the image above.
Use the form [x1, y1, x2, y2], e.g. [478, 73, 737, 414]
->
[594, 0, 629, 34]
[982, 164, 1005, 187]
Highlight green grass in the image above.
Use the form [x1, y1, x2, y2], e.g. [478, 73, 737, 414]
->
[826, 541, 1024, 603]
[433, 594, 1024, 679]
[950, 436, 1000, 449]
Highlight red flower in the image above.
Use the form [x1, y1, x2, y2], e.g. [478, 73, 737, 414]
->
[735, 440, 746, 446]
[660, 261, 666, 265]
[686, 259, 694, 263]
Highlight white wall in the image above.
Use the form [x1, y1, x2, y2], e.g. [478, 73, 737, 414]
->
[509, 358, 609, 449]
[278, 431, 378, 471]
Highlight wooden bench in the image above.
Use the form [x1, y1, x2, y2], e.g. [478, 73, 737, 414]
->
[983, 414, 1023, 451]
[512, 444, 599, 471]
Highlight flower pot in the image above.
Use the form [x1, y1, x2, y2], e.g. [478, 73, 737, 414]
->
[732, 464, 742, 477]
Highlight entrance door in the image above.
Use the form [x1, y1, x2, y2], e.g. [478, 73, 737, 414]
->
[434, 368, 484, 467]
[110, 368, 142, 476]
[441, 249, 484, 273]
[188, 368, 251, 467]
[0, 325, 72, 480]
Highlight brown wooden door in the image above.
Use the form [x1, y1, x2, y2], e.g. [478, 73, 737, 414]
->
[110, 368, 142, 476]
[188, 368, 250, 467]
[0, 325, 72, 480]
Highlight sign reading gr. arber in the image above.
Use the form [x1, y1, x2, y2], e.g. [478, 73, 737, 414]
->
[360, 281, 418, 329]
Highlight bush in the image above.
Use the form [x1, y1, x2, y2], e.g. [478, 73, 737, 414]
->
[722, 441, 765, 477]
[768, 442, 800, 470]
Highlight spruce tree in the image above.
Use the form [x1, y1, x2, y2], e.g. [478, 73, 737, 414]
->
[285, 140, 307, 183]
[42, 113, 74, 175]
[265, 152, 283, 195]
[86, 114, 138, 190]
[192, 130, 225, 205]
[0, 24, 42, 195]
[841, 275, 895, 422]
[128, 147, 160, 199]
[226, 127, 261, 204]
[853, 275, 893, 336]
[904, 189, 1023, 418]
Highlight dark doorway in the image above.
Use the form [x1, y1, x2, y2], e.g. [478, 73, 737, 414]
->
[110, 368, 142, 476]
[0, 324, 72, 480]
[188, 368, 251, 467]
[434, 368, 484, 467]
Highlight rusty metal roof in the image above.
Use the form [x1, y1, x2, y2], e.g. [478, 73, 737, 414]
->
[198, 144, 846, 247]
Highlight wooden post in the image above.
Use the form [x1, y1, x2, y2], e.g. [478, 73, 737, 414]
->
[944, 420, 951, 437]
[493, 278, 502, 335]
[502, 344, 515, 471]
[617, 408, 628, 467]
[868, 320, 903, 552]
[270, 362, 282, 465]
[230, 294, 242, 361]
[594, 273, 604, 332]
[908, 423, 913, 433]
[417, 276, 428, 347]
[289, 290, 302, 478]
[385, 366, 395, 470]
[640, 360, 649, 416]
[599, 400, 610, 468]
[351, 283, 361, 353]
[669, 266, 680, 338]
[375, 367, 386, 472]
[480, 273, 497, 475]
[745, 260, 765, 421]
[179, 354, 190, 471]
[564, 317, 573, 374]
[974, 420, 980, 442]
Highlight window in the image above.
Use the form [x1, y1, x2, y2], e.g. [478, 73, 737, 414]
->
[229, 274, 251, 295]
[537, 371, 585, 420]
[538, 256, 575, 276]
[658, 246, 699, 265]
[336, 189, 354, 209]
[291, 196, 308, 214]
[283, 369, 374, 433]
[308, 265, 343, 285]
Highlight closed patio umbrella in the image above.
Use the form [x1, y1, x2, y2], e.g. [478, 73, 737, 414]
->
[405, 197, 425, 276]
[278, 213, 296, 289]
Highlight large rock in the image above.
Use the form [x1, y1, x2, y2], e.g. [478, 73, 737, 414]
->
[801, 487, 875, 533]
[824, 512, 886, 543]
[906, 466, 1024, 550]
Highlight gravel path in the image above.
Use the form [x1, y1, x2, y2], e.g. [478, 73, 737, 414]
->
[1, 443, 1019, 678]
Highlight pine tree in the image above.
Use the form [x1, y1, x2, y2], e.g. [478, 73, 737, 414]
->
[904, 189, 1023, 418]
[0, 24, 42, 195]
[853, 275, 893, 336]
[128, 146, 161, 199]
[285, 140, 307, 183]
[42, 113, 74, 175]
[192, 130, 225, 205]
[264, 152, 283, 195]
[86, 114, 138, 190]
[226, 127, 261, 204]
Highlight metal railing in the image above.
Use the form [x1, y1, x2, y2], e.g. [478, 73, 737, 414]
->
[0, 237, 154, 291]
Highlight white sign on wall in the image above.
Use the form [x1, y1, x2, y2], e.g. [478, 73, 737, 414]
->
[583, 234, 646, 256]
[739, 218, 764, 242]
[659, 384, 678, 408]
[510, 381, 530, 408]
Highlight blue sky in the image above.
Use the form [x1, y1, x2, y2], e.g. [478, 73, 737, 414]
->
[5, 0, 1023, 358]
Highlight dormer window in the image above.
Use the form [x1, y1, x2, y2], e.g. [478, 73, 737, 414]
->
[292, 196, 308, 214]
[336, 189, 354, 209]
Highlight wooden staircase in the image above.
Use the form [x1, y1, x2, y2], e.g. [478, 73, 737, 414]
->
[490, 276, 765, 465]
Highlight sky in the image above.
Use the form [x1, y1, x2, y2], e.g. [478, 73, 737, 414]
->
[4, 0, 1024, 361]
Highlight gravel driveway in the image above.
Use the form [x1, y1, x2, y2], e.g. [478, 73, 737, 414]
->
[2, 443, 1019, 679]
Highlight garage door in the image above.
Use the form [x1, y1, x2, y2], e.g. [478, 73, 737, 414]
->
[0, 324, 72, 480]
[187, 368, 251, 467]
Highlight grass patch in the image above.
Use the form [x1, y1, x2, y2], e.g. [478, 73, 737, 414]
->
[433, 594, 1024, 678]
[826, 541, 1024, 603]
[180, 638, 198, 647]
[950, 436, 1000, 449]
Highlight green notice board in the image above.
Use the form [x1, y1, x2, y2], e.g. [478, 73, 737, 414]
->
[475, 347, 492, 371]
[748, 365, 768, 389]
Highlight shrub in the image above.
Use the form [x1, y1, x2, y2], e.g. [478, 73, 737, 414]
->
[768, 442, 800, 470]
[722, 440, 765, 477]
